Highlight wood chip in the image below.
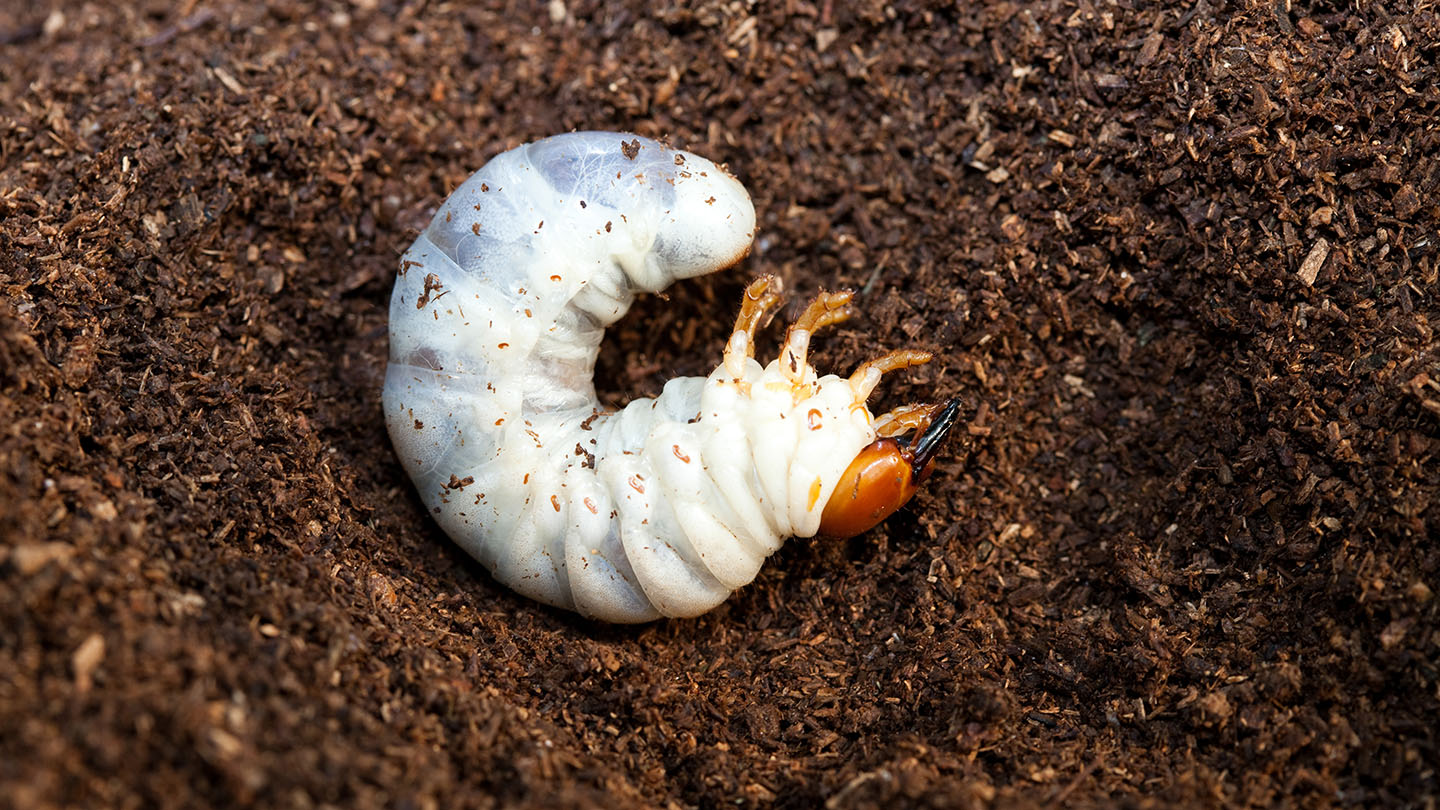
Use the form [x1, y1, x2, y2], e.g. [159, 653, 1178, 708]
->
[9, 542, 75, 575]
[1297, 237, 1330, 286]
[1137, 32, 1164, 65]
[73, 633, 105, 692]
[212, 66, 247, 96]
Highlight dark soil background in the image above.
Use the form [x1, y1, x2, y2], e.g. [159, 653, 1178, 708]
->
[3, 1, 1438, 807]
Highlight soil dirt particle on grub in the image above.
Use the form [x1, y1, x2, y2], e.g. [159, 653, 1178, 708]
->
[2, 2, 1437, 809]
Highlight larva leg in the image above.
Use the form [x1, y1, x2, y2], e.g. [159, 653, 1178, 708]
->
[733, 275, 785, 347]
[723, 275, 785, 379]
[779, 290, 855, 384]
[848, 348, 933, 401]
[873, 403, 939, 438]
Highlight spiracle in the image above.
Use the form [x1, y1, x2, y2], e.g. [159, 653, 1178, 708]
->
[384, 132, 958, 622]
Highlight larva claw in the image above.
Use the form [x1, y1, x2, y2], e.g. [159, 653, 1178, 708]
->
[906, 398, 962, 475]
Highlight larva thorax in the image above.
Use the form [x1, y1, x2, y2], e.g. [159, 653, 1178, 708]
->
[384, 132, 957, 622]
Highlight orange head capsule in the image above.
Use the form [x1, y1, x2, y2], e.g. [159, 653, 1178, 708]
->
[819, 399, 961, 538]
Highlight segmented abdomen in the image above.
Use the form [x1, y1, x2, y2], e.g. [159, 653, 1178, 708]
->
[383, 132, 760, 621]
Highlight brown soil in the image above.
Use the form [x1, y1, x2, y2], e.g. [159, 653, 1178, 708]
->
[3, 1, 1437, 808]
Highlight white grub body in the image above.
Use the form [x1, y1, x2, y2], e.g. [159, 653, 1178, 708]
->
[384, 132, 877, 622]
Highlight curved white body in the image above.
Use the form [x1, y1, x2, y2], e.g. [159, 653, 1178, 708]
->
[384, 132, 878, 622]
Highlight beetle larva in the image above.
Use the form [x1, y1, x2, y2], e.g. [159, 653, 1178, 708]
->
[384, 131, 958, 622]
